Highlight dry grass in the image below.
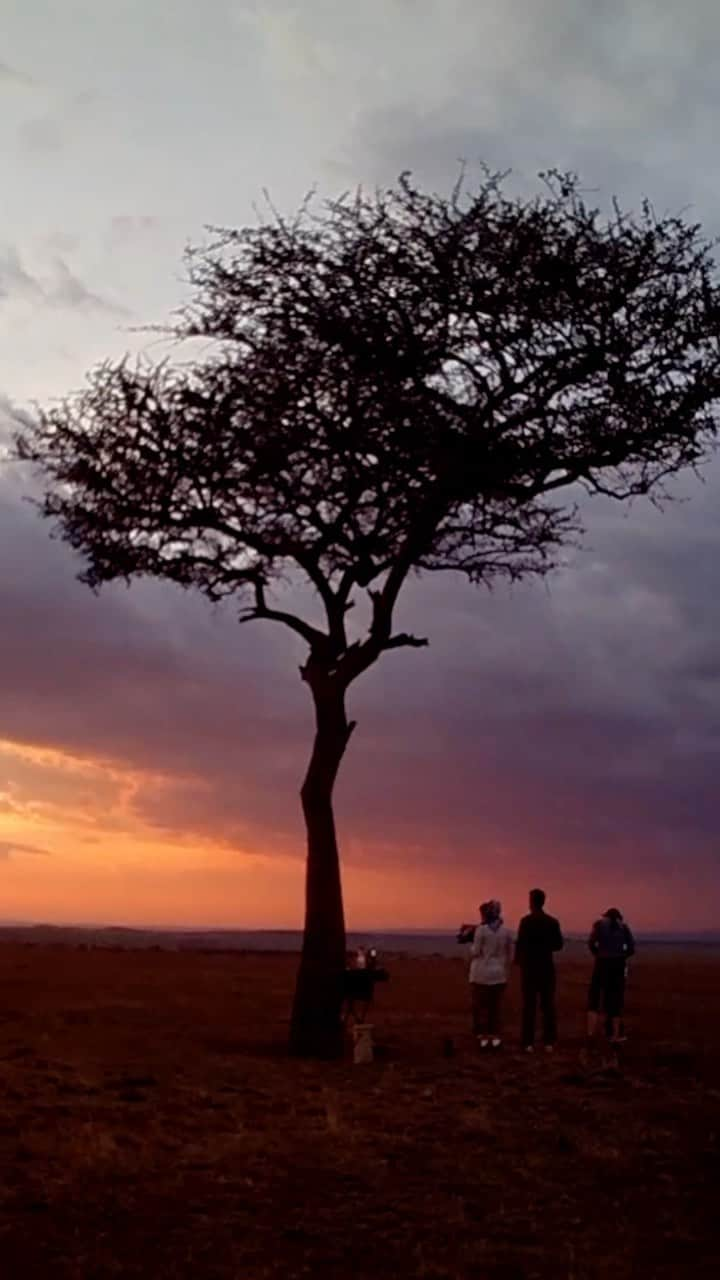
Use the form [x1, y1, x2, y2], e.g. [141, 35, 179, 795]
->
[0, 943, 718, 1278]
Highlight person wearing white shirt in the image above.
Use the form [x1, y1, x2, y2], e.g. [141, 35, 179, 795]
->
[469, 900, 514, 1050]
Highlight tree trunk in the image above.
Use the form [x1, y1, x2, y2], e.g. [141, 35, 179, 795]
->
[289, 678, 355, 1059]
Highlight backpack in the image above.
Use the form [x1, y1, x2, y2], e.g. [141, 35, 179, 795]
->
[595, 917, 633, 959]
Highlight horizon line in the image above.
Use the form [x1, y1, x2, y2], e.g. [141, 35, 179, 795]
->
[1, 919, 719, 941]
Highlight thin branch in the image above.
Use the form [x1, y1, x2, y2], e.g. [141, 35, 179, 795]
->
[382, 632, 429, 651]
[239, 579, 328, 651]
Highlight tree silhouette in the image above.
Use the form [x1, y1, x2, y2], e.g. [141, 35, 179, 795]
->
[17, 171, 720, 1057]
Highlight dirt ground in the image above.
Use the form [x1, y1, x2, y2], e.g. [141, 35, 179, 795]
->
[0, 943, 718, 1279]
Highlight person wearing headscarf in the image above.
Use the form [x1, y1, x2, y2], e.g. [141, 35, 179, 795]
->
[587, 907, 636, 1044]
[469, 899, 514, 1049]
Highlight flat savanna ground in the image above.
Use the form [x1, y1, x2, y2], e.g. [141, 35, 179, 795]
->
[0, 945, 719, 1279]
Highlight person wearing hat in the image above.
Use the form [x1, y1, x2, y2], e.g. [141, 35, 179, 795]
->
[587, 907, 636, 1044]
[469, 899, 513, 1049]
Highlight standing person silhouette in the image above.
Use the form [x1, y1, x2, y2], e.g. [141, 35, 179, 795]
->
[469, 900, 514, 1049]
[587, 907, 635, 1045]
[514, 888, 564, 1052]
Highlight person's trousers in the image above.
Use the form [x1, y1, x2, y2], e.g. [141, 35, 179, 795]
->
[521, 968, 557, 1047]
[588, 958, 626, 1020]
[471, 982, 506, 1036]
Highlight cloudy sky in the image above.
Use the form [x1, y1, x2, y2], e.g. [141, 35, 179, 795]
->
[1, 0, 720, 931]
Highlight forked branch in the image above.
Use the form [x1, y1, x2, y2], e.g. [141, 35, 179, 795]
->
[239, 578, 329, 652]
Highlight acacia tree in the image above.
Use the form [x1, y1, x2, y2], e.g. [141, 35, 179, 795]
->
[17, 172, 720, 1057]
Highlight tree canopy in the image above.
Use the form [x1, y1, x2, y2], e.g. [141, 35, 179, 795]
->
[19, 172, 720, 684]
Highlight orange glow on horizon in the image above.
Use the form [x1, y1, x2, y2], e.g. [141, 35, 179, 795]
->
[0, 735, 711, 934]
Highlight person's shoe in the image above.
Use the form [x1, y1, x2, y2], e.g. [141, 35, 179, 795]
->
[491, 1038, 502, 1050]
[544, 1044, 555, 1054]
[479, 1038, 489, 1050]
[524, 1045, 534, 1053]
